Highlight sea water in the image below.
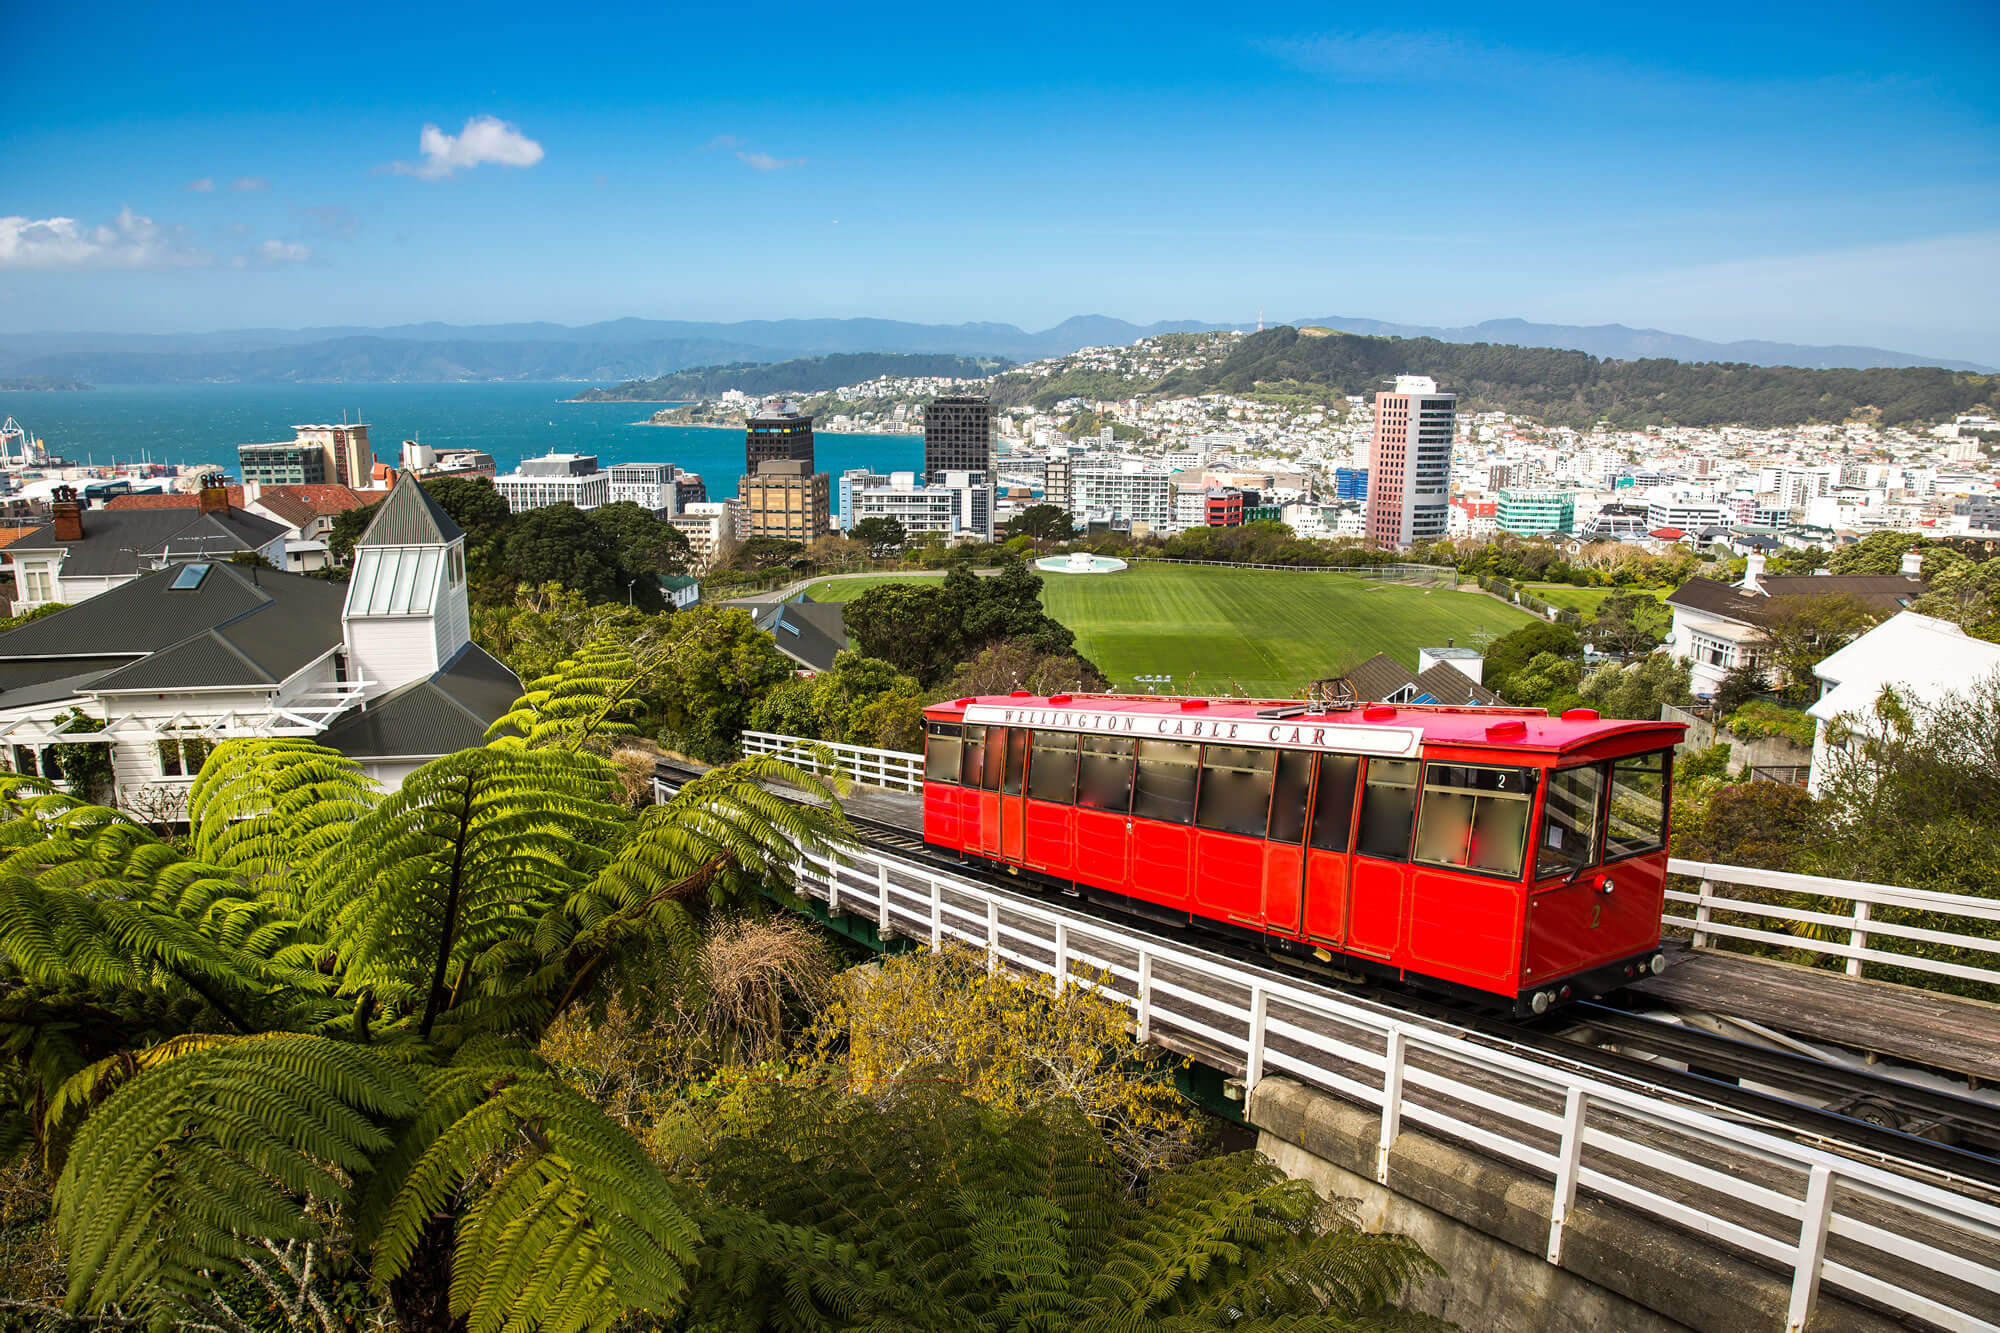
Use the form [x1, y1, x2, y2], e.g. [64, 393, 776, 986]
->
[0, 382, 922, 505]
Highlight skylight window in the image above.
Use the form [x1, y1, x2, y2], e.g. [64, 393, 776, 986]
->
[170, 563, 211, 591]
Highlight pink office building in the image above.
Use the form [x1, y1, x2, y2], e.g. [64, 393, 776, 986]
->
[1364, 375, 1457, 550]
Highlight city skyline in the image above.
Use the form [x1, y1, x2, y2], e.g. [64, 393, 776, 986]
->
[4, 0, 1996, 362]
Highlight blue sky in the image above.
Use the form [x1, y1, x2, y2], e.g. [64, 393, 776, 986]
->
[5, 0, 1997, 361]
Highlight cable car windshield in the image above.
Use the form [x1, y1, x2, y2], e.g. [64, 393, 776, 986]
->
[1415, 763, 1536, 878]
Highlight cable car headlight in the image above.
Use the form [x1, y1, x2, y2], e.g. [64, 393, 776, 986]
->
[1529, 990, 1552, 1015]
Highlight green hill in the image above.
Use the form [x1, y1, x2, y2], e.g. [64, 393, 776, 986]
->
[1170, 327, 1995, 428]
[573, 353, 1008, 402]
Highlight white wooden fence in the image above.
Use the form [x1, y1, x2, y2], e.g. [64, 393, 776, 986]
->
[741, 731, 924, 792]
[785, 837, 2000, 1333]
[1669, 858, 2000, 988]
[747, 732, 2000, 990]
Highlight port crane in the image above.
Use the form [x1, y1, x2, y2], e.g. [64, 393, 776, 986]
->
[0, 417, 50, 468]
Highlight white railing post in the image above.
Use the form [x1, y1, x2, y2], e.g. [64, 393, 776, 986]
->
[1245, 986, 1269, 1092]
[876, 863, 892, 938]
[1135, 950, 1153, 1043]
[1847, 898, 1871, 978]
[826, 858, 840, 916]
[1787, 1166, 1835, 1333]
[986, 899, 1000, 972]
[1547, 1087, 1588, 1264]
[1053, 922, 1069, 991]
[1377, 1028, 1407, 1184]
[929, 878, 942, 949]
[1692, 878, 1715, 950]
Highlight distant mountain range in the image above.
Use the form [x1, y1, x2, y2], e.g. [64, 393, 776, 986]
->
[573, 353, 1010, 401]
[0, 314, 1987, 383]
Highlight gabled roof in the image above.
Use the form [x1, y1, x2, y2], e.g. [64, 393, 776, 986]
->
[1409, 662, 1501, 707]
[722, 594, 849, 673]
[107, 484, 375, 517]
[4, 506, 287, 576]
[315, 643, 521, 758]
[355, 473, 463, 547]
[1667, 574, 1927, 628]
[0, 562, 345, 698]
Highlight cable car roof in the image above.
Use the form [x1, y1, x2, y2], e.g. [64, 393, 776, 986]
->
[921, 693, 1684, 758]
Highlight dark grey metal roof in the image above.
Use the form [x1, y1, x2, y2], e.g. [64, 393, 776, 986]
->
[354, 474, 464, 547]
[1666, 574, 1926, 627]
[0, 562, 345, 695]
[317, 643, 521, 758]
[1409, 662, 1501, 707]
[6, 507, 287, 577]
[1344, 653, 1416, 705]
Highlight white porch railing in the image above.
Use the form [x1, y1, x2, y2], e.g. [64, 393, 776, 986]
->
[779, 837, 2000, 1333]
[1667, 858, 2000, 988]
[741, 731, 924, 792]
[740, 733, 2000, 991]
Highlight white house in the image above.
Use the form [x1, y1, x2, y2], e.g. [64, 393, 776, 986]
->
[1805, 611, 2000, 795]
[0, 473, 521, 807]
[4, 482, 289, 611]
[1664, 552, 1929, 697]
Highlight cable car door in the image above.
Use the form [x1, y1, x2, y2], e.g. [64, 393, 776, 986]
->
[1260, 748, 1315, 936]
[1300, 754, 1362, 947]
[998, 727, 1027, 862]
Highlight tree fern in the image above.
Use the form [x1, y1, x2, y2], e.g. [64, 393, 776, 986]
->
[486, 634, 654, 753]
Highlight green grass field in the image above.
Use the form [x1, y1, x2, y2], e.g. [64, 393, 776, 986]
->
[800, 573, 945, 603]
[1518, 584, 1667, 614]
[1038, 566, 1534, 696]
[804, 565, 1535, 697]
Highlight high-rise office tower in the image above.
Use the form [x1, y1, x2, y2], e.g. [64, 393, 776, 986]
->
[1364, 376, 1456, 549]
[745, 412, 815, 473]
[923, 395, 994, 482]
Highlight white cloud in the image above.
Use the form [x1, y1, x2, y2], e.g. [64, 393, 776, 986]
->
[388, 115, 544, 180]
[231, 176, 269, 192]
[737, 150, 805, 171]
[0, 208, 208, 271]
[184, 177, 215, 192]
[257, 239, 311, 264]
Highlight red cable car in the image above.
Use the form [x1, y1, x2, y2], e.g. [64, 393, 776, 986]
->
[920, 693, 1685, 1015]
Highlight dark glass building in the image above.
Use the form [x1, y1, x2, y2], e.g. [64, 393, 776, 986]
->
[923, 395, 995, 482]
[238, 441, 329, 485]
[746, 413, 815, 473]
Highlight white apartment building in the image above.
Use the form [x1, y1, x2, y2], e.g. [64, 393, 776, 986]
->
[849, 471, 994, 543]
[669, 502, 741, 573]
[607, 462, 683, 515]
[1070, 459, 1172, 529]
[492, 453, 612, 512]
[837, 469, 892, 532]
[1643, 489, 1729, 533]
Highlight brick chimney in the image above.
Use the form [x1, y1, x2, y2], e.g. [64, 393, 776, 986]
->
[50, 485, 83, 542]
[196, 472, 230, 515]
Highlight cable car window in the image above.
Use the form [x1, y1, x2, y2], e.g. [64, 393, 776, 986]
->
[1132, 740, 1200, 824]
[1268, 749, 1314, 844]
[1194, 745, 1274, 837]
[1605, 751, 1670, 859]
[961, 725, 987, 790]
[1414, 764, 1536, 877]
[1076, 735, 1136, 812]
[1000, 728, 1028, 796]
[1027, 731, 1079, 803]
[1308, 754, 1361, 852]
[984, 726, 1014, 792]
[1355, 759, 1420, 862]
[924, 723, 962, 784]
[1537, 764, 1605, 878]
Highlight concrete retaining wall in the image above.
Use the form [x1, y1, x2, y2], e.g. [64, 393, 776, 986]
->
[1249, 1076, 1905, 1333]
[1663, 704, 1814, 772]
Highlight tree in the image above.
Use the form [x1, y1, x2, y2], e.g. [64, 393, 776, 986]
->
[589, 500, 691, 583]
[0, 709, 850, 1331]
[1501, 651, 1583, 710]
[936, 638, 1111, 699]
[650, 605, 797, 762]
[849, 515, 906, 557]
[655, 1075, 1439, 1331]
[1577, 653, 1690, 720]
[1482, 621, 1580, 698]
[843, 582, 960, 681]
[1586, 591, 1666, 656]
[1712, 660, 1768, 714]
[1000, 503, 1074, 550]
[1827, 530, 1925, 576]
[1760, 594, 1884, 699]
[1912, 553, 2000, 641]
[504, 503, 631, 605]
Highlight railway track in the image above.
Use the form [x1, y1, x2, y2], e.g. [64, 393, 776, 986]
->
[656, 760, 2000, 1194]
